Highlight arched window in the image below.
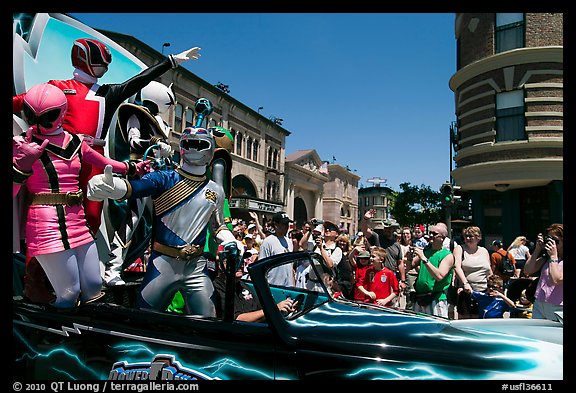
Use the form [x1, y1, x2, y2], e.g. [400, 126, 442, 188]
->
[272, 149, 278, 169]
[267, 146, 273, 167]
[272, 181, 278, 201]
[174, 103, 184, 133]
[185, 108, 194, 128]
[236, 132, 243, 156]
[246, 137, 252, 160]
[252, 139, 259, 162]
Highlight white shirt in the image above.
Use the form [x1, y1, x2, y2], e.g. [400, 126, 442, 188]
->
[261, 234, 294, 286]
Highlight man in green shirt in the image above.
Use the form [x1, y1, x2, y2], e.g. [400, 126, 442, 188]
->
[409, 222, 455, 318]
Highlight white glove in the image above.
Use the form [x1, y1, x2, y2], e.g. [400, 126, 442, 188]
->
[87, 165, 129, 201]
[171, 47, 201, 66]
[157, 141, 172, 158]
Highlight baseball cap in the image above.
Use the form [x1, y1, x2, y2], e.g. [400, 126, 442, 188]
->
[247, 223, 256, 231]
[357, 251, 371, 258]
[244, 233, 253, 240]
[323, 220, 340, 233]
[382, 218, 399, 228]
[313, 224, 324, 233]
[491, 239, 503, 247]
[272, 211, 293, 224]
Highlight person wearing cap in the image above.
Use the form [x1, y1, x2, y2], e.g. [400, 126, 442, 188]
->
[353, 250, 373, 301]
[408, 222, 455, 317]
[490, 239, 518, 287]
[260, 212, 295, 286]
[248, 211, 267, 250]
[241, 233, 259, 277]
[312, 221, 343, 271]
[413, 224, 428, 249]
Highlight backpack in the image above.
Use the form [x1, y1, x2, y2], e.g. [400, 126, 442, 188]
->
[498, 251, 515, 276]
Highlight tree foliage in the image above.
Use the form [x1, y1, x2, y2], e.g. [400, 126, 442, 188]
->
[390, 182, 443, 227]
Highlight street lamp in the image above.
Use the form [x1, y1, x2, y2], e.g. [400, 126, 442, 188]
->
[161, 42, 171, 55]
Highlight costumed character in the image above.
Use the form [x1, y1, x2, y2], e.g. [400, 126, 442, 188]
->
[13, 37, 200, 232]
[13, 37, 201, 303]
[103, 81, 175, 287]
[12, 83, 149, 308]
[166, 99, 235, 313]
[87, 127, 238, 316]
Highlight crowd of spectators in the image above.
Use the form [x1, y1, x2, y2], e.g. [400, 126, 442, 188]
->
[201, 212, 561, 322]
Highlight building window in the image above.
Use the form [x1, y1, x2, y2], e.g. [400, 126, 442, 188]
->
[273, 149, 278, 169]
[267, 147, 273, 167]
[496, 90, 526, 142]
[252, 140, 259, 162]
[496, 13, 524, 53]
[236, 132, 243, 156]
[174, 103, 184, 134]
[246, 137, 252, 160]
[185, 108, 194, 128]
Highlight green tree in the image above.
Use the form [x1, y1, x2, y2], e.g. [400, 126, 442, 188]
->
[390, 182, 443, 227]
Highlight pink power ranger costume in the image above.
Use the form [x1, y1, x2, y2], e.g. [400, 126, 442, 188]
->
[13, 83, 148, 308]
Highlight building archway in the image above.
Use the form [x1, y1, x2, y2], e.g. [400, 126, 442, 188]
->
[232, 175, 258, 198]
[293, 197, 308, 229]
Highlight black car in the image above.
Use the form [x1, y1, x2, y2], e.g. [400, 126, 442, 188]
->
[13, 251, 563, 380]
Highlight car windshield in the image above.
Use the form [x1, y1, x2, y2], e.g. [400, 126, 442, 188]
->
[264, 253, 333, 320]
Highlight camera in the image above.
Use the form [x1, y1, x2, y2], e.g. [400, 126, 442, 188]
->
[545, 235, 558, 245]
[538, 235, 556, 259]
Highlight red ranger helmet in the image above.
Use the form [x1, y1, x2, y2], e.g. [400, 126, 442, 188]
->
[22, 83, 67, 135]
[71, 38, 112, 78]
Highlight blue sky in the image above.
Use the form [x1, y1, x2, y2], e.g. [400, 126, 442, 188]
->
[71, 13, 457, 191]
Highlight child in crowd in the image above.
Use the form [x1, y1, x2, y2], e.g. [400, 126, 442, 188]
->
[512, 289, 533, 319]
[353, 250, 373, 301]
[366, 247, 399, 307]
[471, 275, 516, 318]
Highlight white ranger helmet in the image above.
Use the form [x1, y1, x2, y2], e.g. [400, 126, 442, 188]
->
[140, 81, 175, 115]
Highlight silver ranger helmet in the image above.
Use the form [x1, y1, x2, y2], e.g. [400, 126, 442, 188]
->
[179, 127, 214, 167]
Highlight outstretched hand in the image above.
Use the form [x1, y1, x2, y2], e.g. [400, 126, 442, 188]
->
[87, 165, 127, 201]
[172, 47, 201, 65]
[13, 127, 49, 172]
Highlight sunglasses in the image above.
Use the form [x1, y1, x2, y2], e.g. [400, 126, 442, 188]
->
[464, 234, 476, 239]
[429, 231, 439, 237]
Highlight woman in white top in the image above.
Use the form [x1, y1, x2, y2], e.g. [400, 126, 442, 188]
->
[508, 236, 531, 277]
[453, 226, 493, 319]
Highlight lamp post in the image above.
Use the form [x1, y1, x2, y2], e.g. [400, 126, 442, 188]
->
[162, 42, 171, 55]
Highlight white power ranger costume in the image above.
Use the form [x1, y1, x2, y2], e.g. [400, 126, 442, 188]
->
[103, 81, 175, 287]
[88, 127, 236, 316]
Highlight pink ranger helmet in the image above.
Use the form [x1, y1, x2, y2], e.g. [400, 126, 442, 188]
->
[22, 83, 67, 135]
